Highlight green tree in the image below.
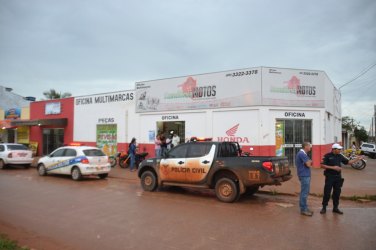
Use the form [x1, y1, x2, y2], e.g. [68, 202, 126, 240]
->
[354, 126, 368, 143]
[342, 116, 368, 143]
[43, 89, 72, 100]
[341, 116, 358, 132]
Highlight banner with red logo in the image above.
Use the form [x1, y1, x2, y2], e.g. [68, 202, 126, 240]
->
[136, 67, 262, 113]
[262, 67, 325, 107]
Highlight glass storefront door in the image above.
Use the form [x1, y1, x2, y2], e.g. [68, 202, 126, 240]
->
[43, 128, 64, 155]
[275, 120, 312, 166]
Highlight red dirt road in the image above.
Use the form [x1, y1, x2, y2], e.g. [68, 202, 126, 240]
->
[0, 166, 376, 250]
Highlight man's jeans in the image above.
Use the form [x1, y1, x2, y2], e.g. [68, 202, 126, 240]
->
[298, 176, 311, 212]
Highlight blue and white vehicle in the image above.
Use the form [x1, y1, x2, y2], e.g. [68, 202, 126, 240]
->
[37, 146, 111, 181]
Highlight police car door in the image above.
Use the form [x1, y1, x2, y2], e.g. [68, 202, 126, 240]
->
[159, 144, 188, 182]
[185, 144, 215, 183]
[44, 148, 66, 174]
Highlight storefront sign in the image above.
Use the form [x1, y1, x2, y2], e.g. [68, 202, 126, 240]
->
[136, 67, 262, 112]
[5, 108, 21, 119]
[275, 121, 284, 156]
[29, 141, 38, 156]
[75, 92, 134, 106]
[98, 118, 115, 124]
[162, 115, 179, 120]
[96, 124, 117, 156]
[217, 123, 250, 144]
[45, 102, 61, 115]
[262, 68, 325, 107]
[284, 112, 306, 117]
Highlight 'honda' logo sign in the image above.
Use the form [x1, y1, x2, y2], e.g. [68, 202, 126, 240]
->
[218, 124, 250, 144]
[226, 123, 239, 136]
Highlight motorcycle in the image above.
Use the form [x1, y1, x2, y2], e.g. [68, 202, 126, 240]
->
[119, 152, 148, 169]
[347, 152, 366, 170]
[109, 155, 117, 168]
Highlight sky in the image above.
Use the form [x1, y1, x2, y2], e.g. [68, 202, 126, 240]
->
[0, 0, 375, 130]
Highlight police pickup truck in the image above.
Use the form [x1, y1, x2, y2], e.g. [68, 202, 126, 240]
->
[138, 139, 292, 203]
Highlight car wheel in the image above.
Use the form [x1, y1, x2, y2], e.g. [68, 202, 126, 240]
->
[215, 177, 239, 203]
[98, 173, 108, 179]
[71, 167, 82, 181]
[244, 186, 259, 196]
[141, 170, 158, 191]
[38, 164, 47, 176]
[0, 159, 6, 169]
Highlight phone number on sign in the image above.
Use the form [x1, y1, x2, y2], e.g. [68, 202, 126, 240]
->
[226, 70, 258, 77]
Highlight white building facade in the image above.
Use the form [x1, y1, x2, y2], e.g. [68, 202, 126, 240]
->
[73, 67, 341, 166]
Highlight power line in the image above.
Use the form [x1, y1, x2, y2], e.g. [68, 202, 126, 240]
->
[339, 62, 376, 89]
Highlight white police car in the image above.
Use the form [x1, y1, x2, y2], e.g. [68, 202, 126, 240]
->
[37, 145, 111, 181]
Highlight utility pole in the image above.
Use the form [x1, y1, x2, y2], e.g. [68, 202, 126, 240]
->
[374, 105, 376, 142]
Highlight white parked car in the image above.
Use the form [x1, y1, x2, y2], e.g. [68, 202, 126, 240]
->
[0, 143, 33, 169]
[360, 143, 376, 159]
[37, 146, 111, 181]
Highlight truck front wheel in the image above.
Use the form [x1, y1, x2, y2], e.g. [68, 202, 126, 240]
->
[215, 177, 239, 203]
[141, 170, 158, 191]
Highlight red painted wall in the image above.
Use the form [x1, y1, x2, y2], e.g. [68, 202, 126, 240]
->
[29, 98, 74, 156]
[132, 143, 337, 168]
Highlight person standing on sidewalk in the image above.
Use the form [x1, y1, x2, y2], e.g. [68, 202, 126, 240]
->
[128, 138, 137, 172]
[296, 142, 313, 216]
[155, 135, 162, 158]
[320, 143, 364, 215]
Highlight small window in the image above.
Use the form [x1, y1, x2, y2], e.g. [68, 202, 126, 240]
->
[50, 149, 66, 157]
[187, 144, 212, 158]
[83, 149, 106, 157]
[0, 145, 5, 152]
[218, 143, 239, 157]
[7, 144, 28, 150]
[168, 144, 188, 158]
[64, 149, 77, 157]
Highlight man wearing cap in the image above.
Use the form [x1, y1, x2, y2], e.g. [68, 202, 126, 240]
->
[296, 142, 313, 216]
[320, 143, 363, 214]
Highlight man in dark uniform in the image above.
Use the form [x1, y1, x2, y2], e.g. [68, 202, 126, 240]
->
[320, 143, 364, 214]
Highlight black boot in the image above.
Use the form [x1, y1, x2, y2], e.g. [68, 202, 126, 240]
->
[333, 207, 344, 214]
[320, 206, 326, 214]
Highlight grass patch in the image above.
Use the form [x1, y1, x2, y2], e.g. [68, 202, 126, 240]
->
[0, 234, 28, 250]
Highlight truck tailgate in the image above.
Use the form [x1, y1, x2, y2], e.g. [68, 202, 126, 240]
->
[271, 157, 290, 177]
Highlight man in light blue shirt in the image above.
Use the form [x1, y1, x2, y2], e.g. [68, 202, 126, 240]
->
[295, 142, 313, 216]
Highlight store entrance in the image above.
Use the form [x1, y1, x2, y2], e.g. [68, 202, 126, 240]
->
[275, 120, 312, 166]
[156, 121, 185, 144]
[43, 128, 64, 155]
